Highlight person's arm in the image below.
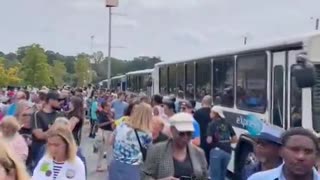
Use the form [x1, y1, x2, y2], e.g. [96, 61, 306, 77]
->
[31, 112, 47, 140]
[229, 124, 238, 144]
[206, 122, 214, 144]
[191, 120, 201, 146]
[69, 116, 80, 131]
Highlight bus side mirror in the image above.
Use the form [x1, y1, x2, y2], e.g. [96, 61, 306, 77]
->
[292, 53, 316, 88]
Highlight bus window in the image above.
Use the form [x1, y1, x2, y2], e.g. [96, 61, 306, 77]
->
[273, 66, 284, 127]
[290, 65, 302, 127]
[236, 53, 267, 112]
[159, 66, 168, 95]
[177, 64, 185, 96]
[186, 62, 195, 100]
[213, 58, 234, 107]
[196, 59, 211, 101]
[137, 76, 143, 93]
[168, 65, 177, 94]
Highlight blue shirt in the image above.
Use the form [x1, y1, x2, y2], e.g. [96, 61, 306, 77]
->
[192, 118, 201, 139]
[111, 100, 128, 120]
[90, 101, 98, 120]
[6, 103, 17, 116]
[248, 164, 320, 180]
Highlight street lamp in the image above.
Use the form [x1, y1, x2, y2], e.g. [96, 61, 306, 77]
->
[105, 0, 119, 89]
[311, 17, 319, 30]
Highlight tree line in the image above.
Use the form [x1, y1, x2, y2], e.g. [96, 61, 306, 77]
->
[0, 44, 161, 87]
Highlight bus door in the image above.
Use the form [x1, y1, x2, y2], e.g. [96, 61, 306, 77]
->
[271, 52, 286, 129]
[287, 50, 312, 129]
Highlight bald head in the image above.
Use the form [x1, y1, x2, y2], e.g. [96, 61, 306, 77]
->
[202, 95, 212, 107]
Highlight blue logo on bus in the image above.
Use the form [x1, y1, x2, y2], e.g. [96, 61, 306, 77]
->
[244, 114, 263, 136]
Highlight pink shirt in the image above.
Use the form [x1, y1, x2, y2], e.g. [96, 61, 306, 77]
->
[2, 133, 29, 162]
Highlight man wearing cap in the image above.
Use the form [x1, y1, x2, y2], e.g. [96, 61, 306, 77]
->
[242, 124, 283, 180]
[142, 113, 208, 180]
[31, 91, 63, 168]
[207, 106, 237, 180]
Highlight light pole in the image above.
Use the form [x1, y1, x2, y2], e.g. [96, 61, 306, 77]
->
[107, 7, 112, 89]
[311, 17, 319, 30]
[244, 36, 247, 45]
[106, 0, 119, 89]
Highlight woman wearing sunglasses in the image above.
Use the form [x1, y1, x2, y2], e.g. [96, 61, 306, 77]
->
[142, 113, 208, 180]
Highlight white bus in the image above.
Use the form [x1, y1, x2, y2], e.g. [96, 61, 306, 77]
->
[110, 75, 126, 91]
[152, 32, 320, 178]
[126, 69, 154, 96]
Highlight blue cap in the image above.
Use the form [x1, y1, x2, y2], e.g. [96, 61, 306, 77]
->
[255, 124, 285, 145]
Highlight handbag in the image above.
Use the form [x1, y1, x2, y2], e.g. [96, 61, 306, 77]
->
[134, 129, 147, 161]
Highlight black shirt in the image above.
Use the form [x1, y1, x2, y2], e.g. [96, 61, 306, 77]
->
[67, 114, 84, 146]
[98, 111, 113, 131]
[194, 107, 211, 149]
[173, 153, 194, 179]
[206, 119, 236, 154]
[31, 110, 61, 148]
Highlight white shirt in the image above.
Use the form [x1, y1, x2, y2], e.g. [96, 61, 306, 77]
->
[248, 164, 320, 180]
[32, 155, 85, 180]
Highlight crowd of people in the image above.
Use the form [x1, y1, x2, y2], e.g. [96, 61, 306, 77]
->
[0, 86, 319, 180]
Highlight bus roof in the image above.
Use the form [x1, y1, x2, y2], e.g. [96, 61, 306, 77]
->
[126, 68, 154, 75]
[156, 31, 320, 66]
[111, 75, 125, 80]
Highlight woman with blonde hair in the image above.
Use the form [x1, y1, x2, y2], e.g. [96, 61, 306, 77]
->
[109, 102, 153, 180]
[32, 124, 85, 180]
[0, 139, 30, 180]
[0, 116, 29, 162]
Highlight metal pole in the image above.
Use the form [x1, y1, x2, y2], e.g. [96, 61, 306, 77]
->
[90, 35, 94, 53]
[244, 36, 247, 45]
[316, 18, 319, 30]
[107, 7, 112, 89]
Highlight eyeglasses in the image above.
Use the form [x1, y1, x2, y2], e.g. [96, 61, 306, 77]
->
[179, 131, 193, 137]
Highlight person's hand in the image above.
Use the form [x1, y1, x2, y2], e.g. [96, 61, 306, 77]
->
[159, 176, 179, 180]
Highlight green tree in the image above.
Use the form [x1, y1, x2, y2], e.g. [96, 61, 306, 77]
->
[51, 61, 67, 86]
[0, 61, 21, 87]
[75, 55, 91, 87]
[21, 44, 52, 87]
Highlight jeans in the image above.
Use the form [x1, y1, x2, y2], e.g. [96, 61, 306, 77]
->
[97, 130, 113, 168]
[108, 160, 140, 180]
[209, 148, 231, 180]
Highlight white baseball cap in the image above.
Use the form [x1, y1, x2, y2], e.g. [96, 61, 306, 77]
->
[169, 112, 194, 132]
[211, 106, 225, 119]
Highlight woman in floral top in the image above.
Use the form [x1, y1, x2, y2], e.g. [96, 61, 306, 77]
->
[109, 102, 153, 180]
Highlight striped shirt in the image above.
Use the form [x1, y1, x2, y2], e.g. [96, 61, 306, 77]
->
[53, 161, 64, 179]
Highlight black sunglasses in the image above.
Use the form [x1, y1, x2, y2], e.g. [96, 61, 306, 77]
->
[179, 131, 193, 137]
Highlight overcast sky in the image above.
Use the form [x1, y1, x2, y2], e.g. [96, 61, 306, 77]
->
[0, 0, 320, 61]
